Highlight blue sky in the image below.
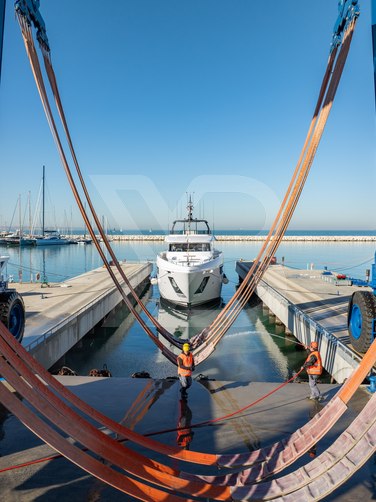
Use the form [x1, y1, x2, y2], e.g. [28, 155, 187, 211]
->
[0, 0, 375, 231]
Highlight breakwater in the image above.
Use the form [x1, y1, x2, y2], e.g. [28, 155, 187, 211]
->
[72, 235, 376, 242]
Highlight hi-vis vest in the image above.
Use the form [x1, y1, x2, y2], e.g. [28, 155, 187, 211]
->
[177, 353, 194, 377]
[177, 428, 192, 448]
[305, 350, 322, 375]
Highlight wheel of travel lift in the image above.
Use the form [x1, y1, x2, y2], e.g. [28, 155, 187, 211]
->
[0, 291, 25, 343]
[348, 291, 376, 353]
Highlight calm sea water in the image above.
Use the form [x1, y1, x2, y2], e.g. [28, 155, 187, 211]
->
[1, 236, 375, 381]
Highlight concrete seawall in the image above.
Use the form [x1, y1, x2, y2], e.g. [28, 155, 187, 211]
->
[71, 234, 376, 242]
[236, 262, 369, 383]
[17, 262, 152, 369]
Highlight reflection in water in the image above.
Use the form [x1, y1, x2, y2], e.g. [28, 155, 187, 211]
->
[176, 398, 194, 450]
[155, 299, 223, 365]
[119, 378, 175, 431]
[0, 403, 9, 443]
[307, 400, 324, 458]
[197, 378, 260, 452]
[157, 298, 222, 341]
[157, 299, 222, 363]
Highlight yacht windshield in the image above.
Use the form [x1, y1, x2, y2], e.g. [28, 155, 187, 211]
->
[169, 243, 210, 252]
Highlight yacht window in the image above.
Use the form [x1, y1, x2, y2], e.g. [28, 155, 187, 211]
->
[169, 243, 210, 252]
[194, 276, 209, 295]
[168, 276, 184, 295]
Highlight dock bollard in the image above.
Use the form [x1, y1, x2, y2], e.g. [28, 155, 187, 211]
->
[367, 375, 376, 393]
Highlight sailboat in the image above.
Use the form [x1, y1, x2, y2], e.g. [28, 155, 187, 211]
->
[98, 215, 113, 242]
[4, 194, 35, 246]
[34, 166, 70, 246]
[76, 204, 92, 244]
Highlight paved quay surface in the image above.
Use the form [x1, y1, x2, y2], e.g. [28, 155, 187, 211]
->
[0, 377, 374, 501]
[257, 264, 365, 346]
[237, 262, 373, 356]
[13, 262, 151, 350]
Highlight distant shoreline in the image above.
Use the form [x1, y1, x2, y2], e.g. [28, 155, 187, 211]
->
[70, 234, 376, 242]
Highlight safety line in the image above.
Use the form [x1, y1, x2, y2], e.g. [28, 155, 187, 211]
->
[0, 369, 302, 475]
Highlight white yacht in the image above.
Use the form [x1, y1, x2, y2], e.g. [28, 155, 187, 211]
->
[35, 230, 70, 246]
[156, 198, 224, 307]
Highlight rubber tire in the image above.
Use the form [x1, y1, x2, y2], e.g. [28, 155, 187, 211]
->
[0, 291, 25, 343]
[348, 291, 376, 353]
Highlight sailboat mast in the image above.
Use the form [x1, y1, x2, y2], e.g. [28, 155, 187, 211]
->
[28, 191, 32, 236]
[373, 0, 376, 105]
[42, 165, 45, 236]
[18, 193, 22, 235]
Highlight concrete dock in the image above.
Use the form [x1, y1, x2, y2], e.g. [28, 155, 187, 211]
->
[15, 261, 152, 369]
[236, 261, 373, 383]
[0, 377, 374, 501]
[0, 262, 375, 500]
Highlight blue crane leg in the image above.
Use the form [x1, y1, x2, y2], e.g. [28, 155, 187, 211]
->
[372, 0, 376, 105]
[0, 0, 5, 84]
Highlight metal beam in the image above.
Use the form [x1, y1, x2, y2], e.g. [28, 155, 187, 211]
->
[0, 0, 5, 84]
[372, 0, 376, 104]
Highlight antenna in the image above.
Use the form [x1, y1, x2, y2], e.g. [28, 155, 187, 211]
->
[186, 192, 194, 222]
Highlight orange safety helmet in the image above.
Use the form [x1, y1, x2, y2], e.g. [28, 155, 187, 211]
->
[310, 341, 318, 349]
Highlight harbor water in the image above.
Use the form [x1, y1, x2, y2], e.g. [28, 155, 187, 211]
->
[1, 238, 375, 382]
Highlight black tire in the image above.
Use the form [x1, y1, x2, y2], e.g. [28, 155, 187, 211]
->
[348, 291, 376, 353]
[0, 291, 25, 343]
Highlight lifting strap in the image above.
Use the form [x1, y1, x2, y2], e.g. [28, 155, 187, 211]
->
[191, 18, 357, 364]
[15, 4, 357, 370]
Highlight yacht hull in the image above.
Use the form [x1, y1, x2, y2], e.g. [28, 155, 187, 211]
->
[35, 238, 70, 246]
[157, 255, 223, 307]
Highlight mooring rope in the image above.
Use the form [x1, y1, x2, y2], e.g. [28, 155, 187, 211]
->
[0, 369, 304, 475]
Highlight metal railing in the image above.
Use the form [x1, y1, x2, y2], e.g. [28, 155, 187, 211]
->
[257, 279, 362, 367]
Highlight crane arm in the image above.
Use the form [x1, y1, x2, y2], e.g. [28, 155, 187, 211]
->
[0, 0, 5, 83]
[372, 0, 376, 102]
[331, 0, 360, 52]
[15, 0, 48, 51]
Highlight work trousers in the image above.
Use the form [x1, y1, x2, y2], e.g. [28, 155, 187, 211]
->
[179, 375, 192, 391]
[308, 374, 321, 398]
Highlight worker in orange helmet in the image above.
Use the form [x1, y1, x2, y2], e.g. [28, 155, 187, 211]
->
[301, 341, 324, 402]
[177, 342, 195, 398]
